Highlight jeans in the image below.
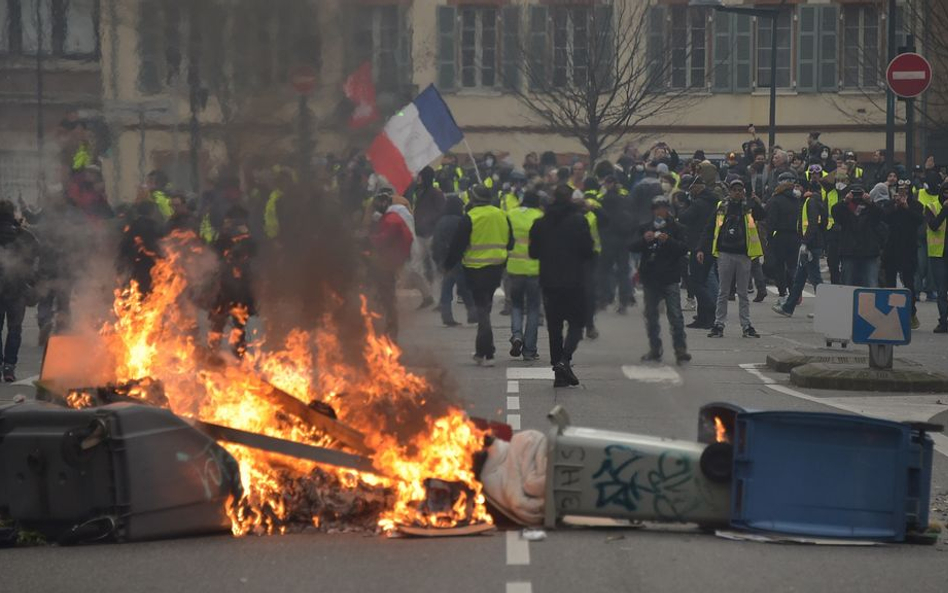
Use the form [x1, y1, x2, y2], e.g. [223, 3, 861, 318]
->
[883, 253, 918, 316]
[841, 256, 880, 288]
[689, 251, 719, 325]
[931, 256, 948, 324]
[825, 229, 842, 284]
[916, 242, 936, 296]
[715, 252, 752, 329]
[598, 245, 632, 307]
[782, 248, 822, 315]
[440, 265, 474, 324]
[643, 282, 687, 355]
[543, 285, 585, 365]
[0, 295, 26, 367]
[509, 274, 541, 357]
[464, 265, 504, 358]
[750, 257, 766, 293]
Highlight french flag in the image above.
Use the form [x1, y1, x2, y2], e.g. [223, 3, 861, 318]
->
[367, 85, 464, 194]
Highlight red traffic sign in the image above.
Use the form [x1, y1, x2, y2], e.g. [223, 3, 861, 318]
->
[886, 53, 932, 99]
[290, 66, 318, 95]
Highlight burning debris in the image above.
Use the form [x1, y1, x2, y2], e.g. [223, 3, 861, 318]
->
[39, 231, 493, 538]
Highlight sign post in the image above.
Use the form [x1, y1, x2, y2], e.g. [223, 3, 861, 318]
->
[886, 50, 932, 172]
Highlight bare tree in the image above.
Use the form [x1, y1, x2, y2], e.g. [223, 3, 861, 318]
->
[503, 0, 701, 164]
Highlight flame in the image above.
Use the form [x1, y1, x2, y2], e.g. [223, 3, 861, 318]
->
[93, 231, 491, 535]
[714, 416, 729, 444]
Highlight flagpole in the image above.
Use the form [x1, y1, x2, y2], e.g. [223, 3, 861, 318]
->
[462, 138, 483, 185]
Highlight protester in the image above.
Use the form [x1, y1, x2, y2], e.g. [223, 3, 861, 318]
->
[773, 184, 824, 318]
[880, 179, 924, 329]
[506, 190, 544, 361]
[0, 200, 39, 382]
[765, 172, 801, 299]
[630, 196, 690, 364]
[367, 189, 414, 339]
[597, 174, 636, 313]
[446, 185, 513, 367]
[412, 166, 446, 305]
[529, 185, 594, 387]
[832, 185, 883, 287]
[923, 182, 948, 333]
[698, 178, 765, 338]
[117, 201, 164, 296]
[433, 196, 475, 327]
[679, 164, 721, 330]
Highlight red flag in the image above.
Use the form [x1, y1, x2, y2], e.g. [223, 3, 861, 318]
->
[344, 61, 379, 130]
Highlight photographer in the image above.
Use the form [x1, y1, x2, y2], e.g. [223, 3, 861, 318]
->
[882, 180, 924, 329]
[831, 185, 883, 287]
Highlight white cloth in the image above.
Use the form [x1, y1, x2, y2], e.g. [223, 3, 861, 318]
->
[479, 430, 548, 526]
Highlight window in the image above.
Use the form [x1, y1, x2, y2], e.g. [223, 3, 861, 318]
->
[1, 0, 97, 58]
[798, 5, 838, 92]
[352, 5, 412, 92]
[460, 6, 497, 88]
[552, 6, 588, 87]
[647, 6, 708, 90]
[713, 12, 753, 93]
[843, 5, 880, 89]
[523, 4, 612, 90]
[756, 9, 791, 89]
[437, 5, 519, 92]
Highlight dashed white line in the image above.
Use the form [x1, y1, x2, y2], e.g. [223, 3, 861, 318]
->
[507, 396, 521, 411]
[506, 368, 555, 380]
[507, 380, 520, 394]
[621, 365, 683, 386]
[505, 530, 531, 565]
[506, 583, 532, 593]
[506, 414, 521, 430]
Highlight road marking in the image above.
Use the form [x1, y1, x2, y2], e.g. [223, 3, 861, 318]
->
[507, 414, 521, 430]
[12, 374, 39, 386]
[506, 530, 530, 565]
[506, 583, 532, 593]
[507, 368, 554, 380]
[507, 396, 520, 411]
[507, 380, 520, 394]
[740, 366, 948, 458]
[739, 363, 776, 384]
[621, 365, 683, 386]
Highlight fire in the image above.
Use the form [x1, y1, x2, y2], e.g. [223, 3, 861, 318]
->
[714, 416, 729, 444]
[92, 231, 491, 535]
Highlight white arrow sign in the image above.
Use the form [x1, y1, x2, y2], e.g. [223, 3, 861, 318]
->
[857, 292, 907, 342]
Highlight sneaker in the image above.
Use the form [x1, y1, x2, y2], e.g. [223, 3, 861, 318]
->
[510, 338, 523, 358]
[772, 303, 792, 318]
[935, 323, 948, 334]
[640, 350, 663, 363]
[2, 365, 15, 383]
[444, 320, 461, 327]
[683, 298, 696, 311]
[553, 363, 570, 388]
[563, 362, 580, 386]
[742, 325, 761, 338]
[675, 351, 692, 365]
[753, 291, 767, 303]
[418, 296, 435, 310]
[522, 353, 540, 362]
[482, 356, 496, 367]
[499, 307, 511, 317]
[707, 325, 724, 338]
[687, 320, 712, 330]
[473, 354, 485, 366]
[911, 316, 921, 330]
[727, 294, 736, 302]
[586, 326, 600, 340]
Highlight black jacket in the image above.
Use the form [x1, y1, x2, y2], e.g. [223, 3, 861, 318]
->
[765, 191, 799, 234]
[433, 197, 466, 270]
[0, 218, 39, 296]
[529, 201, 594, 289]
[799, 195, 825, 250]
[677, 189, 718, 251]
[882, 199, 923, 259]
[630, 219, 689, 286]
[832, 199, 883, 258]
[599, 189, 636, 250]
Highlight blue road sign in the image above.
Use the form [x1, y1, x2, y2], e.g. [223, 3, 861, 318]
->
[852, 288, 912, 346]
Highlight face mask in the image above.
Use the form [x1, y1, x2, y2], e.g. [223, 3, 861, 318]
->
[661, 182, 672, 193]
[635, 165, 645, 173]
[792, 189, 802, 199]
[485, 158, 495, 168]
[836, 182, 846, 191]
[653, 216, 667, 229]
[821, 151, 829, 160]
[371, 211, 383, 222]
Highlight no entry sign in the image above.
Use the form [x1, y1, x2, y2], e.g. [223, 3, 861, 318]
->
[290, 66, 318, 95]
[886, 53, 932, 99]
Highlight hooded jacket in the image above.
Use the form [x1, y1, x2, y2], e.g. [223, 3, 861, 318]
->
[765, 184, 800, 234]
[883, 196, 924, 259]
[677, 188, 718, 251]
[832, 197, 883, 258]
[528, 201, 594, 289]
[432, 196, 465, 270]
[0, 217, 39, 295]
[630, 217, 688, 286]
[413, 167, 446, 238]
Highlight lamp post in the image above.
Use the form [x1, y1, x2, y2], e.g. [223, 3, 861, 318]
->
[691, 0, 787, 152]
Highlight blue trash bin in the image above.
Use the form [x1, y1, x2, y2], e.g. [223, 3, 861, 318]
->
[730, 411, 934, 541]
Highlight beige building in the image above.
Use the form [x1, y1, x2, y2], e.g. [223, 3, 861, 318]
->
[3, 0, 938, 204]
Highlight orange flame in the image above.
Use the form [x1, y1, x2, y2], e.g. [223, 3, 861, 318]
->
[714, 416, 729, 444]
[94, 231, 491, 535]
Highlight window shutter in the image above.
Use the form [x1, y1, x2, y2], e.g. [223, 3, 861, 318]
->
[818, 6, 838, 91]
[528, 5, 547, 90]
[797, 5, 817, 92]
[437, 5, 456, 91]
[594, 4, 614, 88]
[502, 5, 520, 91]
[397, 5, 414, 90]
[712, 11, 732, 92]
[734, 14, 752, 92]
[138, 0, 163, 93]
[647, 6, 666, 88]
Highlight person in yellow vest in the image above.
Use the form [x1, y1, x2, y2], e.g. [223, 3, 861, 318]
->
[146, 170, 173, 220]
[445, 185, 514, 366]
[823, 169, 848, 284]
[773, 184, 825, 318]
[923, 181, 948, 333]
[918, 170, 944, 302]
[580, 179, 605, 339]
[436, 154, 465, 195]
[697, 178, 765, 338]
[506, 190, 544, 361]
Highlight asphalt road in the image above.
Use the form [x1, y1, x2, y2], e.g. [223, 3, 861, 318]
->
[3, 288, 948, 593]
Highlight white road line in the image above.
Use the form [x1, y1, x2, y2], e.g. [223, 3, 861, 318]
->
[507, 368, 555, 380]
[506, 583, 532, 593]
[745, 367, 776, 384]
[12, 374, 39, 386]
[505, 530, 531, 565]
[741, 367, 948, 458]
[507, 396, 521, 411]
[621, 365, 683, 386]
[507, 414, 521, 430]
[507, 380, 520, 394]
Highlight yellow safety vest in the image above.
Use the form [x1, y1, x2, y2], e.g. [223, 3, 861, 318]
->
[920, 191, 946, 258]
[506, 207, 543, 276]
[434, 166, 464, 194]
[800, 197, 818, 236]
[584, 192, 602, 254]
[72, 143, 92, 171]
[463, 205, 509, 269]
[500, 192, 520, 213]
[265, 189, 283, 239]
[151, 190, 172, 220]
[712, 201, 763, 258]
[825, 189, 839, 229]
[853, 166, 864, 179]
[199, 213, 217, 244]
